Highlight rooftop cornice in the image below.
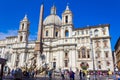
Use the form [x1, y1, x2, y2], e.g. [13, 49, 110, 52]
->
[73, 24, 110, 31]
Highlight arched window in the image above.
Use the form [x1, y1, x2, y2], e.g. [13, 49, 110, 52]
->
[94, 29, 99, 37]
[81, 48, 86, 58]
[65, 30, 69, 37]
[65, 53, 68, 58]
[56, 31, 58, 37]
[22, 23, 24, 30]
[46, 30, 48, 36]
[65, 15, 68, 23]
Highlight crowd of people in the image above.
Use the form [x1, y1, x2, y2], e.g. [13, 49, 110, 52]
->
[47, 69, 120, 80]
[4, 68, 36, 80]
[47, 69, 87, 80]
[3, 67, 120, 80]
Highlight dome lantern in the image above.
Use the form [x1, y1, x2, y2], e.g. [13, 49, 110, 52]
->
[51, 5, 56, 15]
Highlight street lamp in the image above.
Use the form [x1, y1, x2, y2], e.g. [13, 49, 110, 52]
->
[90, 30, 97, 80]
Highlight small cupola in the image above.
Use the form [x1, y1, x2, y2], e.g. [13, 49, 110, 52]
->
[51, 5, 56, 15]
[22, 14, 29, 21]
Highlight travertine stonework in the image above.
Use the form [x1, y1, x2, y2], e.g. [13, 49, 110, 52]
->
[0, 5, 114, 71]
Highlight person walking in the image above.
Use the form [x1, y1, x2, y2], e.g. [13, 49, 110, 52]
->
[82, 71, 86, 80]
[79, 70, 82, 80]
[48, 69, 52, 80]
[69, 70, 72, 80]
[71, 70, 75, 80]
[61, 70, 65, 80]
[31, 70, 35, 78]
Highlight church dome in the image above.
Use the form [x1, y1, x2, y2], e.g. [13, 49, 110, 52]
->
[43, 5, 62, 26]
[43, 14, 62, 26]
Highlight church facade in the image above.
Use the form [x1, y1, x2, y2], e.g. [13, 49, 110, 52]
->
[0, 4, 114, 71]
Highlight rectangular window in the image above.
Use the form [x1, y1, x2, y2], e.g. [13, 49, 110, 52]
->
[82, 37, 84, 43]
[106, 61, 110, 66]
[86, 30, 88, 34]
[97, 53, 100, 58]
[65, 60, 68, 67]
[95, 41, 100, 48]
[98, 65, 101, 69]
[82, 30, 84, 35]
[53, 62, 56, 69]
[46, 31, 48, 36]
[78, 51, 80, 58]
[102, 28, 106, 35]
[105, 51, 109, 58]
[87, 50, 90, 58]
[103, 40, 108, 48]
[79, 31, 81, 35]
[78, 31, 79, 35]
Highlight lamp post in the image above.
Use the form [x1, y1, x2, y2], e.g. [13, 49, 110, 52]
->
[90, 31, 97, 80]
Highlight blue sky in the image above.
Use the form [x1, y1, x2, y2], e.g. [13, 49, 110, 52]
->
[0, 0, 120, 50]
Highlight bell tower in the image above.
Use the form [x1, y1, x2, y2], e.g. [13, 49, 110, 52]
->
[18, 15, 30, 43]
[61, 4, 73, 38]
[62, 4, 73, 25]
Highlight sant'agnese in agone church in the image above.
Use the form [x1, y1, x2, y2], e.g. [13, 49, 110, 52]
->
[0, 3, 114, 72]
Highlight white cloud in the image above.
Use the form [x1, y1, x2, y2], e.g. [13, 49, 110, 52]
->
[0, 30, 37, 41]
[0, 30, 18, 40]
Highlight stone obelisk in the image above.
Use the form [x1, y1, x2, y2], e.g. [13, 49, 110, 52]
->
[35, 4, 44, 54]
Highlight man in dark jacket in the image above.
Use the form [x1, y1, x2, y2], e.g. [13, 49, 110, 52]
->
[79, 70, 82, 80]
